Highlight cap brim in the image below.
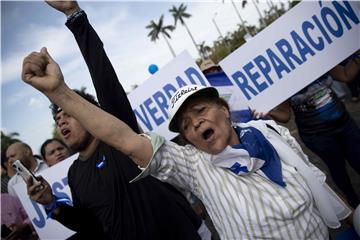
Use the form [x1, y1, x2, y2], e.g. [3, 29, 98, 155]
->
[168, 87, 219, 133]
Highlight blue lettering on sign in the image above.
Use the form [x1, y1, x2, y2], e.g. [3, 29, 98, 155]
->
[232, 70, 258, 100]
[302, 21, 325, 51]
[266, 48, 290, 79]
[153, 91, 169, 119]
[134, 105, 153, 131]
[312, 14, 333, 44]
[163, 84, 177, 99]
[243, 62, 268, 93]
[332, 1, 359, 29]
[184, 67, 207, 86]
[275, 38, 303, 70]
[176, 76, 188, 88]
[290, 30, 315, 62]
[228, 1, 359, 101]
[32, 177, 72, 229]
[144, 98, 165, 126]
[31, 200, 46, 228]
[321, 5, 344, 38]
[133, 67, 208, 131]
[253, 54, 273, 85]
[53, 182, 71, 200]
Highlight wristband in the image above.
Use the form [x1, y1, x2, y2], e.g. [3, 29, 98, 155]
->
[44, 195, 72, 219]
[66, 9, 85, 25]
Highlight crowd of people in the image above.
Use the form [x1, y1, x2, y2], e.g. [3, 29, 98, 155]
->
[2, 1, 360, 239]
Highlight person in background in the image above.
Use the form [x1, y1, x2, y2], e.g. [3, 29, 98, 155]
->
[1, 193, 38, 240]
[347, 75, 360, 102]
[200, 59, 222, 75]
[1, 161, 11, 194]
[254, 52, 360, 208]
[6, 142, 47, 196]
[40, 138, 71, 167]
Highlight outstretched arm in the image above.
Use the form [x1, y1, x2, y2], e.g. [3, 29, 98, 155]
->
[251, 100, 291, 123]
[267, 100, 291, 123]
[46, 1, 140, 133]
[22, 48, 152, 167]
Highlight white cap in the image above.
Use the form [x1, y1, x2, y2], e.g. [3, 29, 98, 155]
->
[168, 85, 218, 132]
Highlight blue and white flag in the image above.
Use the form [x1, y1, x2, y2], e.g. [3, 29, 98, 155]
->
[205, 71, 252, 123]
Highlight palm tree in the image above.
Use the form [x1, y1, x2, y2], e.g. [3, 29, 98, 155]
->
[266, 0, 280, 18]
[230, 0, 252, 36]
[243, 0, 265, 27]
[1, 131, 20, 150]
[198, 41, 212, 59]
[146, 15, 176, 58]
[169, 4, 201, 57]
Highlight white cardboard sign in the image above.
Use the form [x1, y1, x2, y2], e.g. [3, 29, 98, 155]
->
[13, 154, 78, 240]
[128, 51, 210, 139]
[220, 1, 360, 113]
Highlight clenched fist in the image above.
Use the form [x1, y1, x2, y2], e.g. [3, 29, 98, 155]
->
[22, 47, 64, 94]
[45, 0, 80, 16]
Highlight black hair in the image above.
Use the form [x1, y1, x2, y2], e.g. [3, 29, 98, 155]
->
[40, 138, 69, 160]
[50, 89, 99, 120]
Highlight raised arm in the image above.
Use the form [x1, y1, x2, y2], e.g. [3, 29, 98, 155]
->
[45, 1, 140, 133]
[22, 48, 152, 167]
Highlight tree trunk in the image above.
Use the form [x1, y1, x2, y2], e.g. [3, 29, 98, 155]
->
[267, 0, 280, 18]
[183, 22, 201, 58]
[231, 0, 252, 36]
[252, 0, 265, 27]
[161, 32, 176, 58]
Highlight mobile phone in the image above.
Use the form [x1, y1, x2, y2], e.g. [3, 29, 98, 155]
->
[1, 224, 12, 238]
[12, 160, 40, 185]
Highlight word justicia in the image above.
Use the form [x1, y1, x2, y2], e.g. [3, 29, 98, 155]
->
[171, 86, 198, 108]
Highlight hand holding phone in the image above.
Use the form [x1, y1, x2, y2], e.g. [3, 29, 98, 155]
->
[12, 160, 41, 185]
[26, 175, 54, 206]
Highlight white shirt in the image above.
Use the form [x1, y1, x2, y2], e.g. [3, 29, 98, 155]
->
[8, 158, 48, 197]
[132, 120, 333, 240]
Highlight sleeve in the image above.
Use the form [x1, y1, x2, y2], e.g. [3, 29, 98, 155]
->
[268, 121, 327, 183]
[66, 12, 140, 134]
[51, 204, 105, 238]
[130, 133, 201, 196]
[48, 168, 105, 238]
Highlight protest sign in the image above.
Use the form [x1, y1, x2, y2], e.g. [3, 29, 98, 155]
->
[14, 154, 78, 239]
[220, 1, 360, 113]
[128, 51, 209, 139]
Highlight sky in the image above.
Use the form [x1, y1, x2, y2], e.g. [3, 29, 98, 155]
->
[1, 0, 286, 154]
